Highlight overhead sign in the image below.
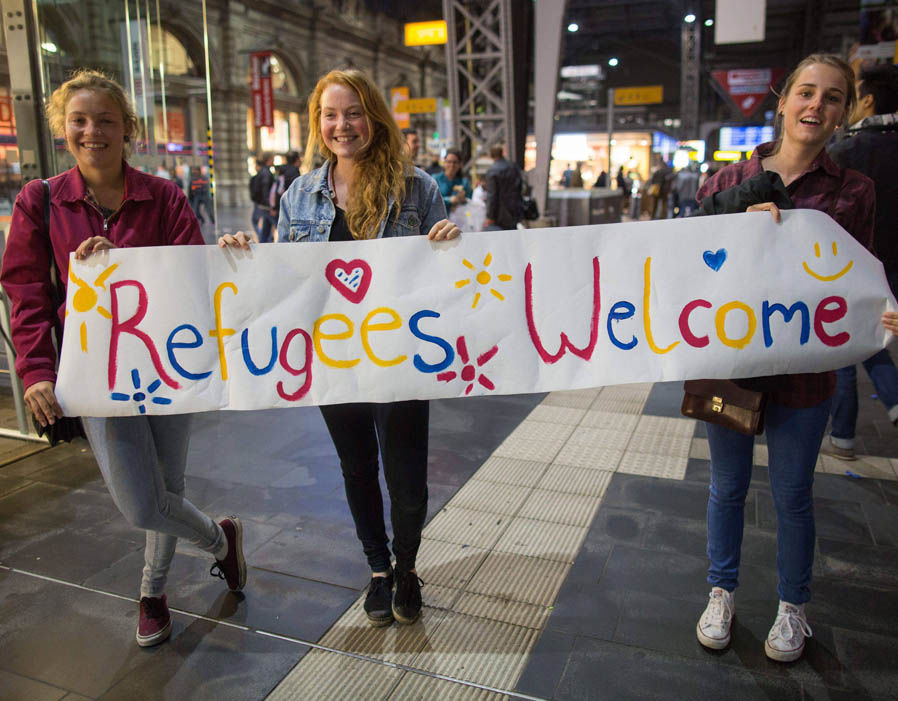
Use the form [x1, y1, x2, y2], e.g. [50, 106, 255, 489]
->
[394, 98, 438, 114]
[404, 20, 447, 46]
[561, 64, 604, 79]
[713, 150, 744, 161]
[715, 0, 766, 44]
[250, 51, 274, 128]
[614, 85, 663, 106]
[55, 212, 894, 417]
[390, 86, 410, 130]
[712, 68, 784, 118]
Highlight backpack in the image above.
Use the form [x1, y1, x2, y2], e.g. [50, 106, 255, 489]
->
[269, 174, 286, 210]
[249, 171, 265, 204]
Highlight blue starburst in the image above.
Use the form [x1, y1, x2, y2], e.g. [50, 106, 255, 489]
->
[111, 369, 173, 414]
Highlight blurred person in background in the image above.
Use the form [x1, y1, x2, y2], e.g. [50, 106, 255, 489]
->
[822, 63, 898, 460]
[433, 147, 472, 212]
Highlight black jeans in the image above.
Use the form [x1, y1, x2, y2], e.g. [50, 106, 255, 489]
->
[319, 400, 429, 573]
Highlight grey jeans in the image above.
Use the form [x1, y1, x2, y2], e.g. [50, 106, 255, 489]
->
[83, 414, 224, 598]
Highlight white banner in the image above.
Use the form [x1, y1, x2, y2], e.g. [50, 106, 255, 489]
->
[56, 210, 896, 417]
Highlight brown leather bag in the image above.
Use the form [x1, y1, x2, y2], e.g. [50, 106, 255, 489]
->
[681, 379, 767, 436]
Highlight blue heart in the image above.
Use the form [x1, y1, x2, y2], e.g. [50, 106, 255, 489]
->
[703, 249, 727, 271]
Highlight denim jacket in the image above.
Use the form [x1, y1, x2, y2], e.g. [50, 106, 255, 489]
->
[277, 161, 446, 243]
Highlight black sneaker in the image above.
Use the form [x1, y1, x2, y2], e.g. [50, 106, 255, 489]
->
[392, 568, 423, 624]
[364, 573, 394, 627]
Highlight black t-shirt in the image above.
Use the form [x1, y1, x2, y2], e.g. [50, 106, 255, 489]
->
[330, 206, 353, 241]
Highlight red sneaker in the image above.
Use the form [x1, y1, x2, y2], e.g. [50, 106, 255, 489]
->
[209, 516, 246, 591]
[136, 594, 172, 647]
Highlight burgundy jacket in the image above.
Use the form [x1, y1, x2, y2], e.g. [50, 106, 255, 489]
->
[1, 163, 203, 389]
[697, 142, 875, 408]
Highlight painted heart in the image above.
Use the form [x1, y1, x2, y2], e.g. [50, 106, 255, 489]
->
[325, 258, 372, 304]
[703, 248, 727, 272]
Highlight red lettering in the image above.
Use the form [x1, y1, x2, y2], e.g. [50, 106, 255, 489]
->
[525, 258, 601, 364]
[109, 280, 180, 390]
[678, 299, 712, 348]
[814, 296, 850, 347]
[277, 328, 313, 401]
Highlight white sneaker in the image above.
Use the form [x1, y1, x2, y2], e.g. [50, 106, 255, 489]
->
[765, 601, 812, 662]
[696, 587, 734, 649]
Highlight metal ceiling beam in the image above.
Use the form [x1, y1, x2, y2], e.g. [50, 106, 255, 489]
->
[443, 0, 518, 169]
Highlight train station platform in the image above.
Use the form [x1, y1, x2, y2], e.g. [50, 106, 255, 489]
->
[1, 206, 896, 699]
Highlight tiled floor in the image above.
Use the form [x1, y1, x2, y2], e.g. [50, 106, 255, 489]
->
[1, 343, 898, 699]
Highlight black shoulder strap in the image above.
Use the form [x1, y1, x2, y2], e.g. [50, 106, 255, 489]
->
[40, 180, 65, 346]
[42, 179, 50, 232]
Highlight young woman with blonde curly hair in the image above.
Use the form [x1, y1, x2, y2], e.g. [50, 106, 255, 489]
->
[220, 68, 459, 626]
[1, 69, 246, 648]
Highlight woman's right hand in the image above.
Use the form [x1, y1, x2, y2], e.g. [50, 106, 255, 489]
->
[25, 380, 62, 427]
[218, 231, 252, 250]
[746, 202, 782, 223]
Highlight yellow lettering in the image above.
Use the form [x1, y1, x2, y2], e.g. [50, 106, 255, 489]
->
[715, 301, 756, 349]
[643, 257, 679, 355]
[313, 314, 361, 368]
[209, 282, 237, 380]
[361, 307, 407, 367]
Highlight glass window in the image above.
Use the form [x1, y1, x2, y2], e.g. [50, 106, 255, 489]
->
[151, 29, 198, 77]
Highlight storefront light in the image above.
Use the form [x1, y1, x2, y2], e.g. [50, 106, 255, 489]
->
[567, 23, 579, 32]
[608, 57, 619, 67]
[41, 41, 58, 53]
[684, 13, 696, 23]
[704, 18, 714, 27]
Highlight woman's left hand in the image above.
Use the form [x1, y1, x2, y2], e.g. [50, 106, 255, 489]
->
[882, 311, 898, 335]
[427, 219, 461, 241]
[74, 236, 117, 260]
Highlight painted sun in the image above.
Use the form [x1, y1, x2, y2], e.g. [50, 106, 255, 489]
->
[66, 263, 118, 351]
[454, 253, 512, 309]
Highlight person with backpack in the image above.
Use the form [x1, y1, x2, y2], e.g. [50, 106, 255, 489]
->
[268, 150, 301, 216]
[249, 152, 276, 242]
[1, 69, 246, 649]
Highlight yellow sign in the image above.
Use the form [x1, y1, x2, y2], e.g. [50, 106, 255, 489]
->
[395, 98, 438, 114]
[404, 21, 448, 46]
[391, 86, 410, 129]
[614, 85, 664, 106]
[713, 150, 744, 162]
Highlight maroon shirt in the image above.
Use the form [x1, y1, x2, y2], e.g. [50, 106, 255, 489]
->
[1, 163, 204, 389]
[697, 142, 875, 408]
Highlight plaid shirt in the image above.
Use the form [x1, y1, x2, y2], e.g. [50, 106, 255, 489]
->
[697, 142, 875, 408]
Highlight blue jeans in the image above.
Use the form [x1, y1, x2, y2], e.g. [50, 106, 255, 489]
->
[83, 414, 224, 598]
[831, 270, 898, 445]
[252, 204, 275, 243]
[319, 400, 429, 573]
[705, 398, 831, 605]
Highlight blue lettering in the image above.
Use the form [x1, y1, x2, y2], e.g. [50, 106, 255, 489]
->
[762, 301, 810, 347]
[607, 301, 637, 350]
[241, 327, 278, 375]
[167, 324, 212, 380]
[409, 310, 454, 373]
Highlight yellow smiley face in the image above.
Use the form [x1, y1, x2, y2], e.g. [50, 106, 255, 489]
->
[802, 241, 853, 282]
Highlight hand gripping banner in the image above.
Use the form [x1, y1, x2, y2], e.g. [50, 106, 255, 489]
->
[56, 210, 897, 417]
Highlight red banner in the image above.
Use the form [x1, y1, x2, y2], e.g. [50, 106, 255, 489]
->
[251, 52, 274, 128]
[712, 68, 785, 118]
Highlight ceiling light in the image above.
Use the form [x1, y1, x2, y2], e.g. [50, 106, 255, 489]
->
[41, 41, 58, 53]
[684, 13, 696, 23]
[567, 23, 579, 32]
[608, 57, 619, 67]
[704, 18, 714, 27]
